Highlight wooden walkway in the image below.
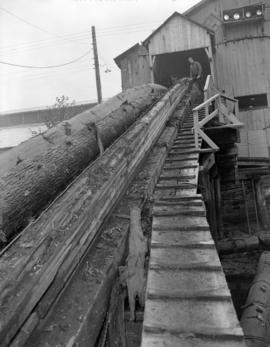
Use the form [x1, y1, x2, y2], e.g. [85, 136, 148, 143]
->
[141, 105, 247, 346]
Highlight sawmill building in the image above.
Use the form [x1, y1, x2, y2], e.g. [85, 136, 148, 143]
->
[114, 0, 270, 158]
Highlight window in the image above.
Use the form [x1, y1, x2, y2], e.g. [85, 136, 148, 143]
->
[223, 4, 265, 23]
[236, 94, 268, 111]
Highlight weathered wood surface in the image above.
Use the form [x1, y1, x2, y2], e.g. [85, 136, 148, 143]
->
[120, 206, 147, 321]
[241, 252, 270, 347]
[217, 236, 260, 255]
[0, 81, 189, 347]
[141, 100, 246, 347]
[0, 84, 166, 242]
[23, 125, 180, 347]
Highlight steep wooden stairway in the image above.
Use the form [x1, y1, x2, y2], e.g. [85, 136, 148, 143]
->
[141, 104, 247, 346]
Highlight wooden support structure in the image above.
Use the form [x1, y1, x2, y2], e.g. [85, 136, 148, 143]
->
[148, 51, 155, 83]
[214, 175, 223, 238]
[193, 75, 243, 152]
[242, 180, 251, 234]
[141, 99, 246, 347]
[254, 178, 270, 229]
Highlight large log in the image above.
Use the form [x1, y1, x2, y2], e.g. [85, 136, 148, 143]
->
[241, 251, 270, 347]
[217, 236, 260, 255]
[0, 81, 189, 347]
[0, 84, 166, 242]
[24, 125, 180, 347]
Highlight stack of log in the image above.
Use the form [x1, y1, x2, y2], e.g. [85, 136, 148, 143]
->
[0, 80, 190, 347]
[0, 84, 166, 243]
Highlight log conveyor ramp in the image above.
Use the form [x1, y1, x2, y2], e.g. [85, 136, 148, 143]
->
[141, 100, 247, 346]
[0, 80, 246, 347]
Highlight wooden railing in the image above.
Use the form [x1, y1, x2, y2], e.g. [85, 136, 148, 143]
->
[204, 75, 219, 101]
[193, 75, 243, 151]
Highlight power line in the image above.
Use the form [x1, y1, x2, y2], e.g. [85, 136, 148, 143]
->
[1, 61, 91, 81]
[0, 50, 91, 69]
[0, 6, 88, 47]
[0, 21, 160, 53]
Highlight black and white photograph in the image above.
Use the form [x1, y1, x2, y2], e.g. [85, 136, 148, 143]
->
[0, 0, 270, 346]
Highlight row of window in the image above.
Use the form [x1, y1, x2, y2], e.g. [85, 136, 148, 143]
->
[235, 93, 268, 111]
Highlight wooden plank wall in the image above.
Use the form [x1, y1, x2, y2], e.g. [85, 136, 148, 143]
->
[187, 0, 270, 158]
[119, 46, 151, 90]
[148, 15, 211, 56]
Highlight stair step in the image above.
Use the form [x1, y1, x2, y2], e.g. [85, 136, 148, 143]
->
[153, 207, 206, 217]
[159, 174, 196, 180]
[163, 164, 198, 170]
[172, 144, 196, 149]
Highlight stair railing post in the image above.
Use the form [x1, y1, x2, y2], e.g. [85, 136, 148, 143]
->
[235, 99, 239, 118]
[194, 109, 199, 149]
[216, 94, 221, 123]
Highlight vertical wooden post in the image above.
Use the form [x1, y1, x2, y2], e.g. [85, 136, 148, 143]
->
[194, 110, 199, 149]
[252, 179, 260, 229]
[214, 176, 223, 239]
[92, 26, 102, 104]
[209, 175, 218, 241]
[148, 49, 154, 83]
[254, 178, 270, 229]
[235, 99, 239, 118]
[216, 94, 222, 123]
[242, 180, 251, 234]
[208, 44, 215, 82]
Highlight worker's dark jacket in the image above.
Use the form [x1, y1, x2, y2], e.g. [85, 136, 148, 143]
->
[190, 61, 202, 80]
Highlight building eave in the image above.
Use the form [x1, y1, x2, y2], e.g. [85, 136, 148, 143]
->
[143, 11, 214, 46]
[114, 43, 141, 68]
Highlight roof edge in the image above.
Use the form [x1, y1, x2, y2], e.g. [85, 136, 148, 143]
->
[143, 11, 214, 45]
[184, 0, 213, 16]
[114, 43, 141, 68]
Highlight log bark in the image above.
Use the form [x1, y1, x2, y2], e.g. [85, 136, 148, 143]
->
[217, 236, 260, 255]
[217, 235, 270, 255]
[0, 81, 189, 347]
[241, 252, 270, 347]
[0, 84, 166, 241]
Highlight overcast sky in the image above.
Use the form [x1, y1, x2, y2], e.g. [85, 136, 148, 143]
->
[0, 0, 200, 113]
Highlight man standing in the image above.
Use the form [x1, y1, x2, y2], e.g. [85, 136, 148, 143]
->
[188, 57, 203, 92]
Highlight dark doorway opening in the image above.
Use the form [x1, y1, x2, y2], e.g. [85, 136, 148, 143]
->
[153, 48, 211, 88]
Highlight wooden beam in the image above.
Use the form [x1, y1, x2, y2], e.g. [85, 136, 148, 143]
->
[148, 51, 154, 83]
[197, 128, 219, 151]
[199, 108, 218, 127]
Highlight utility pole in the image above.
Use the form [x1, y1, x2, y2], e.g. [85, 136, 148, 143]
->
[91, 26, 102, 104]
